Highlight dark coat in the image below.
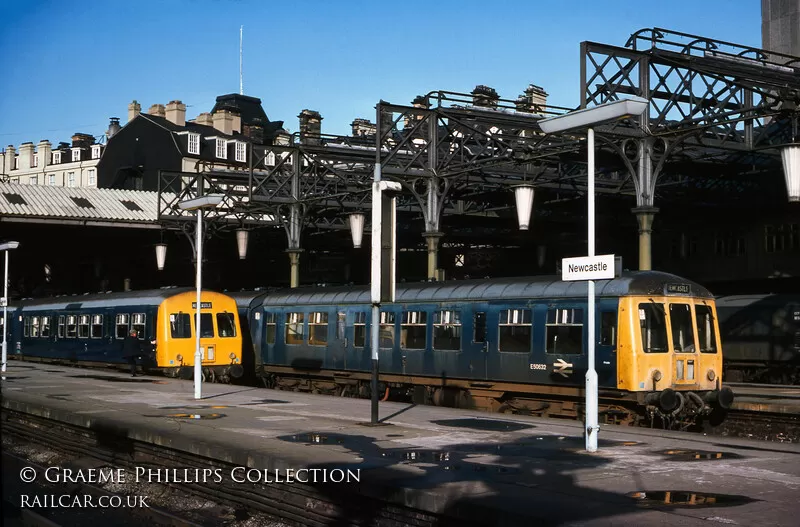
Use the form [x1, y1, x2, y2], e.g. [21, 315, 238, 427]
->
[121, 335, 142, 359]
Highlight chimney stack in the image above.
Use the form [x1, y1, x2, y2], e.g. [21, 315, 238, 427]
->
[128, 100, 141, 122]
[195, 112, 213, 127]
[350, 118, 376, 137]
[523, 84, 548, 112]
[71, 133, 94, 148]
[37, 140, 51, 169]
[106, 118, 121, 140]
[18, 142, 34, 170]
[298, 109, 322, 145]
[148, 104, 166, 118]
[211, 109, 234, 135]
[165, 100, 186, 126]
[471, 85, 499, 108]
[4, 145, 15, 173]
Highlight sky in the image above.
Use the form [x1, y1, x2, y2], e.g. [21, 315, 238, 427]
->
[0, 0, 761, 148]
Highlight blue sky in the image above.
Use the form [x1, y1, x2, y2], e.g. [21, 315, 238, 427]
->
[0, 0, 760, 148]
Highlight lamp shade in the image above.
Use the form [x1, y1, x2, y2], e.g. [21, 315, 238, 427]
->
[155, 243, 167, 271]
[514, 185, 535, 230]
[349, 213, 365, 248]
[781, 145, 800, 202]
[236, 229, 249, 260]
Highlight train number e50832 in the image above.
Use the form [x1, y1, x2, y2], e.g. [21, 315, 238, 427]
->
[529, 363, 547, 371]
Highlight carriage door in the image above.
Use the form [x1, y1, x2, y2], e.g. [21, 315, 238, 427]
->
[544, 306, 585, 387]
[669, 303, 697, 385]
[330, 311, 348, 370]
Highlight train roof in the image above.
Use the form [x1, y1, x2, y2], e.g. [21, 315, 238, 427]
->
[15, 287, 202, 310]
[259, 271, 713, 307]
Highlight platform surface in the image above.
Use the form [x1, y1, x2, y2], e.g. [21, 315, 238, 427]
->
[2, 362, 800, 527]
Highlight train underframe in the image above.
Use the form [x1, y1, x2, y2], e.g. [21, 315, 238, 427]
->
[11, 356, 244, 384]
[259, 365, 734, 429]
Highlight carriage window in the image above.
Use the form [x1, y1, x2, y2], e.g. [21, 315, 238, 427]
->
[309, 312, 328, 346]
[199, 313, 214, 338]
[58, 315, 66, 338]
[31, 316, 41, 338]
[66, 315, 77, 338]
[115, 314, 129, 339]
[695, 305, 717, 353]
[639, 303, 668, 353]
[91, 315, 103, 339]
[401, 311, 427, 350]
[546, 308, 584, 355]
[499, 309, 532, 353]
[670, 303, 696, 353]
[286, 312, 305, 345]
[217, 313, 237, 337]
[600, 311, 617, 347]
[265, 312, 276, 344]
[78, 315, 90, 338]
[23, 317, 31, 337]
[473, 312, 486, 343]
[380, 312, 395, 348]
[132, 313, 146, 338]
[41, 316, 51, 338]
[354, 312, 367, 347]
[434, 310, 461, 351]
[170, 313, 192, 339]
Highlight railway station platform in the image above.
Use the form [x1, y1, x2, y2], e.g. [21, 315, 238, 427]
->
[2, 362, 799, 527]
[727, 382, 800, 414]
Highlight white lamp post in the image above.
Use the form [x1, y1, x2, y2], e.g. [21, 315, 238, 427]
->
[178, 195, 224, 399]
[538, 96, 649, 453]
[1, 241, 20, 374]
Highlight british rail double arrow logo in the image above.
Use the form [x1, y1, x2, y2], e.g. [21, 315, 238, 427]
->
[553, 358, 573, 378]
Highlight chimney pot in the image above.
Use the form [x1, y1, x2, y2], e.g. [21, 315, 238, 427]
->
[128, 100, 141, 123]
[165, 100, 186, 127]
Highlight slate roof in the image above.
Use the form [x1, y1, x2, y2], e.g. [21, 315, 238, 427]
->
[0, 182, 170, 226]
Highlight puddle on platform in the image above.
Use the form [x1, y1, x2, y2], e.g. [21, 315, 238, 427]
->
[431, 418, 534, 432]
[158, 405, 229, 410]
[239, 399, 291, 405]
[628, 490, 756, 508]
[381, 450, 452, 462]
[282, 433, 345, 444]
[46, 394, 71, 400]
[660, 449, 743, 461]
[164, 413, 225, 420]
[42, 369, 67, 373]
[67, 374, 165, 384]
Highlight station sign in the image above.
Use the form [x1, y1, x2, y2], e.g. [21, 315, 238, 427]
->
[561, 254, 616, 281]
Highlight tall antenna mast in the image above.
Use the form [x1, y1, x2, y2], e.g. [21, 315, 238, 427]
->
[239, 25, 244, 95]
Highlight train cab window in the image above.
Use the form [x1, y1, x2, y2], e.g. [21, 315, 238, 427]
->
[66, 315, 77, 338]
[670, 303, 696, 353]
[132, 313, 146, 339]
[91, 315, 103, 339]
[58, 316, 66, 338]
[401, 311, 427, 350]
[499, 309, 532, 353]
[473, 312, 486, 343]
[170, 313, 192, 339]
[199, 313, 214, 338]
[78, 315, 90, 338]
[546, 308, 584, 355]
[41, 316, 51, 338]
[638, 303, 668, 353]
[308, 312, 328, 346]
[115, 314, 129, 339]
[434, 310, 461, 351]
[265, 313, 276, 345]
[695, 305, 717, 353]
[600, 311, 617, 347]
[353, 312, 367, 347]
[286, 312, 305, 345]
[379, 312, 395, 348]
[217, 313, 237, 338]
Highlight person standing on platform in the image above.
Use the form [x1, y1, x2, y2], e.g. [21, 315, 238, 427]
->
[122, 329, 143, 377]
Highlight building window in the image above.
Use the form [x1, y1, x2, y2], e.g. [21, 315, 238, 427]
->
[29, 176, 38, 185]
[48, 174, 56, 186]
[235, 141, 246, 162]
[71, 148, 81, 162]
[52, 151, 61, 164]
[87, 169, 96, 186]
[215, 138, 226, 159]
[188, 133, 200, 155]
[67, 172, 76, 187]
[91, 145, 101, 159]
